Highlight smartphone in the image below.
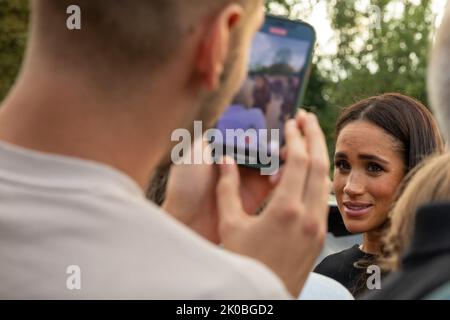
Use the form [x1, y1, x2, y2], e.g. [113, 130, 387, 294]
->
[214, 15, 316, 171]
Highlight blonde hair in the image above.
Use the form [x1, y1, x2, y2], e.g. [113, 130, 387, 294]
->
[380, 152, 450, 271]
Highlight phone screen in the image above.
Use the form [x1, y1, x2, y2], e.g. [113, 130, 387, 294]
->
[215, 16, 316, 168]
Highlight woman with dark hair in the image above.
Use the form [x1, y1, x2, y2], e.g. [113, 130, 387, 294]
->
[314, 93, 444, 298]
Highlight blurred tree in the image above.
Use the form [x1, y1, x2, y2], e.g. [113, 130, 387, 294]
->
[266, 0, 438, 158]
[0, 0, 29, 101]
[323, 0, 435, 109]
[0, 0, 439, 159]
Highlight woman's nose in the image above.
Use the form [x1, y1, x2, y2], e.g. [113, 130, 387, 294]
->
[343, 173, 365, 197]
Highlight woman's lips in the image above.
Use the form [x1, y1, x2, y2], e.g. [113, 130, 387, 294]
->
[343, 202, 373, 217]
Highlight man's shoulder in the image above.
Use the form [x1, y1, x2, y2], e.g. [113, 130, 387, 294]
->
[0, 141, 289, 298]
[118, 200, 292, 299]
[0, 190, 289, 299]
[88, 198, 291, 298]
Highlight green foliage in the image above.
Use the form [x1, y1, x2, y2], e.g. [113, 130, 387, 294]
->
[0, 0, 29, 101]
[303, 64, 339, 159]
[266, 0, 438, 159]
[323, 0, 434, 108]
[265, 0, 292, 14]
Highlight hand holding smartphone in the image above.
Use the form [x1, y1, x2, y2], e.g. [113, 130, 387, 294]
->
[214, 15, 316, 172]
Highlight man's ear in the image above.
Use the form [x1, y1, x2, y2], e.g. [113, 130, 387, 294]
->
[196, 4, 244, 90]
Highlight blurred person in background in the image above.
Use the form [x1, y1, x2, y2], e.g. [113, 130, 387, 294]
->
[376, 153, 450, 276]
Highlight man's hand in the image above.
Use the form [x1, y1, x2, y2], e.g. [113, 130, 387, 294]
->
[162, 140, 276, 244]
[216, 111, 331, 297]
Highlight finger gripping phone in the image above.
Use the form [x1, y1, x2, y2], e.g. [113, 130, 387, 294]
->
[214, 15, 316, 173]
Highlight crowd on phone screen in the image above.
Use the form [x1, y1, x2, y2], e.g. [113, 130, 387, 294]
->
[218, 75, 300, 130]
[0, 0, 449, 300]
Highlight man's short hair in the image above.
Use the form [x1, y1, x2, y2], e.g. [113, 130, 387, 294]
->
[428, 3, 450, 142]
[35, 0, 258, 79]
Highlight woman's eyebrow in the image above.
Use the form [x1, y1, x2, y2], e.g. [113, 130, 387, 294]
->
[358, 153, 389, 164]
[334, 152, 389, 165]
[334, 152, 347, 159]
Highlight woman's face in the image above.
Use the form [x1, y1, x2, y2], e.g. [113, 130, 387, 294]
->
[333, 121, 406, 234]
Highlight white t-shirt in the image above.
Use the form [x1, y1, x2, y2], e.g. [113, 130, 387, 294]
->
[299, 273, 354, 300]
[0, 141, 291, 299]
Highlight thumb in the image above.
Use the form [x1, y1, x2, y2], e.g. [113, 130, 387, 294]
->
[216, 156, 246, 232]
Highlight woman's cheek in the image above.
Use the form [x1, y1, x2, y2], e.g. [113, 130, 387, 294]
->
[367, 177, 398, 220]
[369, 175, 400, 202]
[333, 175, 346, 206]
[333, 172, 344, 192]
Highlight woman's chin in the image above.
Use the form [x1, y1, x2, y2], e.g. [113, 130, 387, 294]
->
[343, 222, 370, 234]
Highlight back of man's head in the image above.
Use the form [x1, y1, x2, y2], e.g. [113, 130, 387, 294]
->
[33, 0, 258, 86]
[428, 3, 450, 143]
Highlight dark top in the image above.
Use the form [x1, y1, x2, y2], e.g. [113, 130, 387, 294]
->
[314, 245, 376, 298]
[364, 202, 450, 300]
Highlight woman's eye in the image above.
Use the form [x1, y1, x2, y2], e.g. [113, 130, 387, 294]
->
[367, 162, 384, 173]
[335, 160, 350, 172]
